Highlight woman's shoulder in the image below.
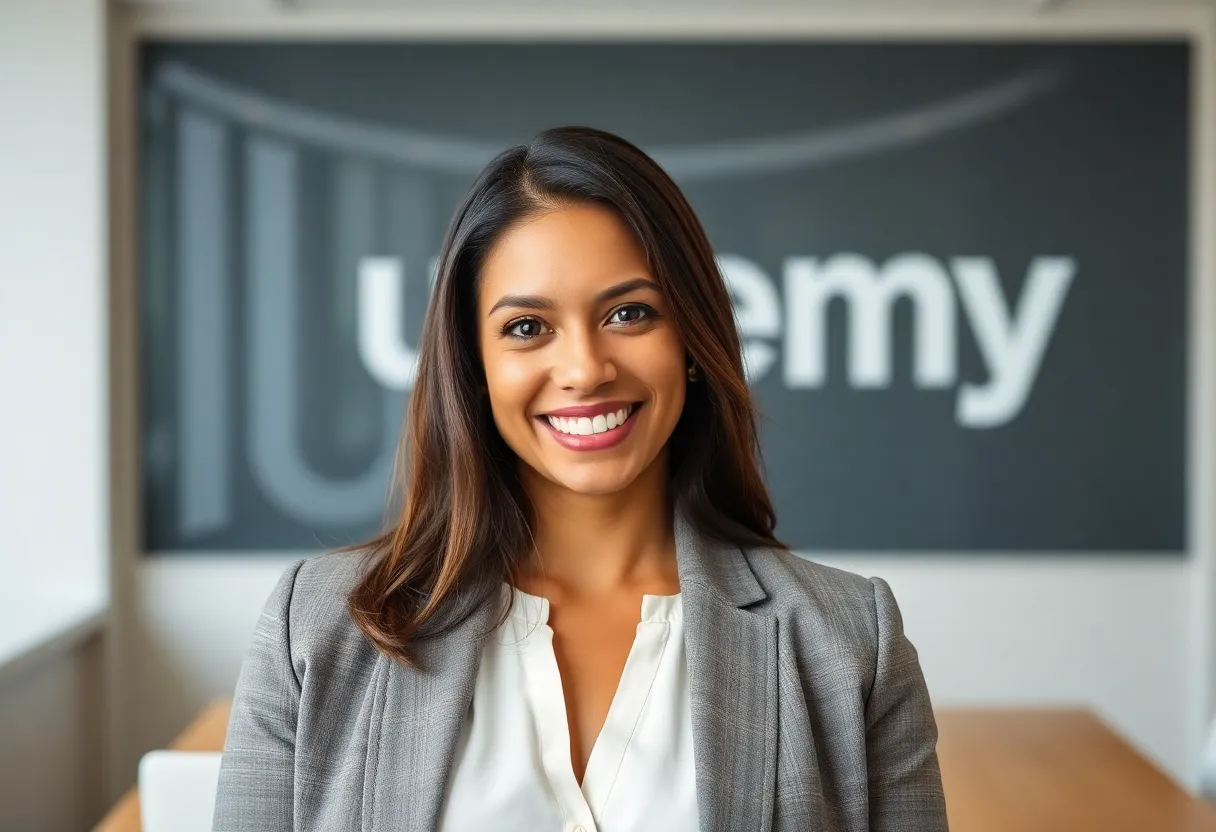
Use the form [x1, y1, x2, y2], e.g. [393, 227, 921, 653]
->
[740, 544, 903, 659]
[272, 548, 377, 671]
[292, 547, 370, 602]
[744, 544, 878, 607]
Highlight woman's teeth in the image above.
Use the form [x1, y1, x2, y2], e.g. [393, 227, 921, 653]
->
[546, 405, 634, 436]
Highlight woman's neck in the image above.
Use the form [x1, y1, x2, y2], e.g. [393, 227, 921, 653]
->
[517, 455, 677, 597]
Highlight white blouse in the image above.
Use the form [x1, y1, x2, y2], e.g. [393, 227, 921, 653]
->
[438, 582, 700, 832]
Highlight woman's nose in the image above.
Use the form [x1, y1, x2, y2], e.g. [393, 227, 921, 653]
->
[551, 329, 617, 392]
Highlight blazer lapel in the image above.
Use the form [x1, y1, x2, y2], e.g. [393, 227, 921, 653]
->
[364, 597, 497, 832]
[675, 505, 779, 832]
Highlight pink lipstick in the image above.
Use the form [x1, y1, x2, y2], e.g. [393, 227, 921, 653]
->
[536, 401, 642, 452]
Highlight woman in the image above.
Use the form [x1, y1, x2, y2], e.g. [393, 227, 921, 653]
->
[212, 126, 947, 832]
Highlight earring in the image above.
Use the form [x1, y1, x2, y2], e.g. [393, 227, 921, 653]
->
[687, 362, 700, 382]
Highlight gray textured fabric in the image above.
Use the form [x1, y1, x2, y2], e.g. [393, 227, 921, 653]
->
[213, 505, 948, 831]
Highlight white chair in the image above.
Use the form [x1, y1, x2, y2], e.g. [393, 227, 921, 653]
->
[138, 750, 224, 832]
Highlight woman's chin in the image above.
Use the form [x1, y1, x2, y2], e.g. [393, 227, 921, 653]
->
[541, 463, 641, 498]
[556, 477, 635, 498]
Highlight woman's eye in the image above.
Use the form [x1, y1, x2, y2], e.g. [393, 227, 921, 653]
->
[608, 304, 653, 325]
[505, 318, 545, 340]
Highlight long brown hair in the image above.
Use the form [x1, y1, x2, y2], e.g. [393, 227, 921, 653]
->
[344, 126, 782, 668]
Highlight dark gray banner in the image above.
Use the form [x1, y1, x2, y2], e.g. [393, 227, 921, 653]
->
[139, 41, 1189, 553]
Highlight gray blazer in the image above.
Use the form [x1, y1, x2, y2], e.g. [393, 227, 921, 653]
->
[212, 507, 948, 831]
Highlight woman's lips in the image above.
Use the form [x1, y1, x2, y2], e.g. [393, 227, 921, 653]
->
[537, 403, 642, 452]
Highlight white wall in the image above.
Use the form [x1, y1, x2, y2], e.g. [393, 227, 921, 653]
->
[0, 0, 110, 828]
[107, 0, 1216, 799]
[0, 0, 108, 604]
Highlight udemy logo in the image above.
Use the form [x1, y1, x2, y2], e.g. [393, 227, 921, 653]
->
[357, 253, 1075, 428]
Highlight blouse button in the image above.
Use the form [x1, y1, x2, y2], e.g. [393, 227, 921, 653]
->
[573, 826, 587, 832]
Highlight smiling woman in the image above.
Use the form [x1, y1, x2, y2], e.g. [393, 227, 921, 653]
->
[212, 126, 948, 832]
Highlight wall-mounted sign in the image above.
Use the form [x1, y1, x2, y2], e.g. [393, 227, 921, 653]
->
[140, 41, 1189, 553]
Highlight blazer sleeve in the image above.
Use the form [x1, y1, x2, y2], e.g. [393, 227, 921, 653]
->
[865, 576, 950, 831]
[212, 558, 307, 832]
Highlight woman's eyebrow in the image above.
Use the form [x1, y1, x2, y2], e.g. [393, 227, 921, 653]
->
[594, 277, 661, 304]
[486, 294, 556, 317]
[486, 277, 661, 318]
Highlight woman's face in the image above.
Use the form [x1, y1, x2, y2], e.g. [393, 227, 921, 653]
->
[477, 202, 687, 498]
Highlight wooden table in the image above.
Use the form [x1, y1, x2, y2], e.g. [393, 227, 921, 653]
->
[95, 701, 1216, 831]
[937, 708, 1216, 831]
